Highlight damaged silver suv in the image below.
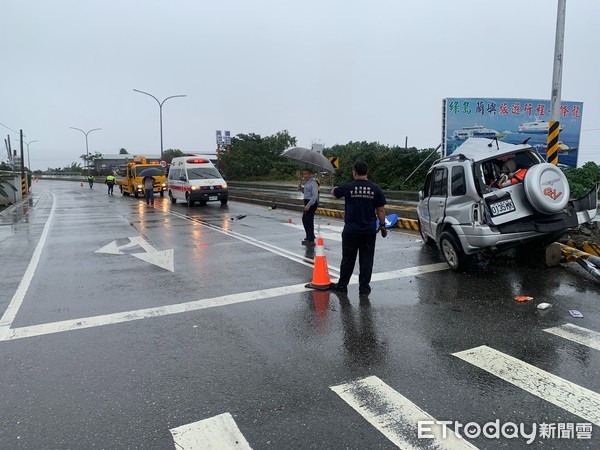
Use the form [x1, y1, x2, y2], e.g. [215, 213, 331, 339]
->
[417, 138, 598, 270]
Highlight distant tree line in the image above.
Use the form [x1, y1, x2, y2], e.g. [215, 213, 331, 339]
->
[219, 130, 435, 190]
[12, 135, 597, 197]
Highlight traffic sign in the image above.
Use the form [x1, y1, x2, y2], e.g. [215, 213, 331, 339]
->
[216, 130, 223, 145]
[328, 157, 339, 168]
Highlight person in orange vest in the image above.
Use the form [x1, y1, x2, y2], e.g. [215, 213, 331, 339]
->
[497, 159, 527, 188]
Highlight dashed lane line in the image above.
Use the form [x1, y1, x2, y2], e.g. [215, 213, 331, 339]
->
[331, 375, 478, 449]
[170, 413, 252, 450]
[544, 324, 600, 351]
[453, 345, 600, 426]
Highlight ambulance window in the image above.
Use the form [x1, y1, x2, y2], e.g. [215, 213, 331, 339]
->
[169, 169, 180, 180]
[187, 167, 222, 180]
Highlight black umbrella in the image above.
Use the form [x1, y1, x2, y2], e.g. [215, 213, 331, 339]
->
[282, 147, 336, 173]
[137, 167, 164, 177]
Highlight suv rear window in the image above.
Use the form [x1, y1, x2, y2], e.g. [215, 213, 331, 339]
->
[451, 166, 466, 196]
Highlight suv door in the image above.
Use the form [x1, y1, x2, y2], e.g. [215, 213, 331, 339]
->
[426, 166, 449, 239]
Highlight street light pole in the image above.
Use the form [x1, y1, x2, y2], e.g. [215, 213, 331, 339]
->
[133, 89, 186, 160]
[24, 139, 39, 170]
[69, 127, 102, 171]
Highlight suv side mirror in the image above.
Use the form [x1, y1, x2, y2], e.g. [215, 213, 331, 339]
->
[419, 191, 424, 201]
[179, 176, 186, 182]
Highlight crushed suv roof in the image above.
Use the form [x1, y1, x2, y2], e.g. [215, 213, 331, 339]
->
[451, 138, 533, 162]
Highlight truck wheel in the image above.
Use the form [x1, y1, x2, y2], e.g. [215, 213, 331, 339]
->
[169, 191, 177, 204]
[439, 231, 469, 271]
[220, 199, 228, 205]
[186, 195, 194, 207]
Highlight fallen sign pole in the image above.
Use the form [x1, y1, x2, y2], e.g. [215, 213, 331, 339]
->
[558, 242, 600, 282]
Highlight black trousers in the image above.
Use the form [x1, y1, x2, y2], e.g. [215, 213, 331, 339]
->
[107, 182, 114, 194]
[338, 232, 377, 289]
[302, 199, 318, 242]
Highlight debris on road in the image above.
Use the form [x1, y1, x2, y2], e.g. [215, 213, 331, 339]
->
[569, 310, 584, 318]
[515, 296, 534, 302]
[537, 303, 552, 310]
[231, 214, 246, 221]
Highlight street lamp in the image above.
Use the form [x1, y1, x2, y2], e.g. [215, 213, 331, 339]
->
[23, 139, 39, 170]
[69, 127, 102, 171]
[133, 89, 186, 160]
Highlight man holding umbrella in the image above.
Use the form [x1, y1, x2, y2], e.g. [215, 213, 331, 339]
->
[297, 168, 319, 247]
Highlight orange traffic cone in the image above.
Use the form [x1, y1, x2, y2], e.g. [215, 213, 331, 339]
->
[305, 237, 332, 290]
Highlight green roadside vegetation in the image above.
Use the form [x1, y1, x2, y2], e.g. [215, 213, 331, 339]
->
[8, 131, 597, 200]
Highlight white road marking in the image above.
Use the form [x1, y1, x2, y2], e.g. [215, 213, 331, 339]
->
[163, 208, 340, 274]
[331, 376, 478, 449]
[0, 193, 55, 339]
[95, 236, 175, 272]
[170, 413, 252, 449]
[282, 222, 342, 241]
[543, 324, 600, 351]
[453, 345, 600, 426]
[132, 249, 174, 272]
[0, 263, 448, 342]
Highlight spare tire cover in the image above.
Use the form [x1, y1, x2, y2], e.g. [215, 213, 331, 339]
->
[524, 163, 570, 214]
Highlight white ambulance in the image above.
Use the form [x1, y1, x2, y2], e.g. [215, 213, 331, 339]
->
[167, 157, 228, 206]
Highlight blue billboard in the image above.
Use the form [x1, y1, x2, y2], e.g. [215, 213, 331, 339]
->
[443, 98, 584, 167]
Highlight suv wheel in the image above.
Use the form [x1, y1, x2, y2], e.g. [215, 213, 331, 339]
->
[169, 191, 177, 204]
[439, 231, 469, 271]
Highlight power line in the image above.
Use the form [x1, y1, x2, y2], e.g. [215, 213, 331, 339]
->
[0, 121, 22, 135]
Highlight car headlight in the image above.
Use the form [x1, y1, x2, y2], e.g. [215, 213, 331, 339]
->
[162, 183, 166, 187]
[221, 182, 228, 189]
[191, 186, 200, 190]
[137, 184, 143, 189]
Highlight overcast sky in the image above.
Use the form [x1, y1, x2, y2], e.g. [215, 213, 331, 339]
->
[2, 0, 599, 170]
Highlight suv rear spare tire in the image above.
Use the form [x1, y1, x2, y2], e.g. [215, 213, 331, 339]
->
[523, 163, 570, 214]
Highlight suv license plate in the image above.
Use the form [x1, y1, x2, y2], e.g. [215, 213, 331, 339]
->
[489, 198, 516, 216]
[209, 196, 217, 201]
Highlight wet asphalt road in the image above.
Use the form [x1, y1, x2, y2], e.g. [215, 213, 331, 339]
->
[0, 180, 598, 449]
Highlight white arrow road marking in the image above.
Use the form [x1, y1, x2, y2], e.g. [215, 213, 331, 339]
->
[170, 413, 252, 449]
[95, 240, 127, 255]
[132, 249, 174, 272]
[95, 236, 174, 272]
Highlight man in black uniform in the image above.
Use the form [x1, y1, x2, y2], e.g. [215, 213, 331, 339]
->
[330, 160, 387, 295]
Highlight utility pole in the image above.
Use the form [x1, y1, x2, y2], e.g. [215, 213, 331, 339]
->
[20, 130, 27, 195]
[547, 0, 566, 166]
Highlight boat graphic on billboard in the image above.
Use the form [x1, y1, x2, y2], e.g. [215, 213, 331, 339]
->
[443, 98, 583, 167]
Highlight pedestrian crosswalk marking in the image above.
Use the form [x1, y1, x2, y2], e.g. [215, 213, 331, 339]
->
[543, 324, 600, 351]
[331, 375, 479, 449]
[170, 413, 252, 449]
[453, 345, 600, 426]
